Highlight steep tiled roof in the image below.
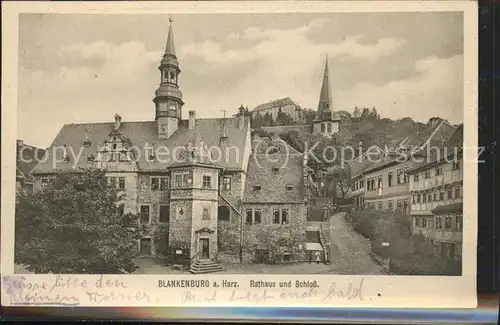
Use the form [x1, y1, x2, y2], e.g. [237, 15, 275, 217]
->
[362, 120, 457, 175]
[443, 124, 463, 149]
[17, 142, 45, 183]
[407, 124, 463, 173]
[252, 97, 296, 112]
[348, 145, 385, 178]
[403, 119, 455, 149]
[243, 154, 304, 203]
[32, 116, 250, 174]
[243, 134, 304, 203]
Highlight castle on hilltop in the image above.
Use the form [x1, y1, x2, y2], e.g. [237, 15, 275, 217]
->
[251, 56, 341, 137]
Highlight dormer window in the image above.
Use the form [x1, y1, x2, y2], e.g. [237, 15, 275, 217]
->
[286, 184, 294, 190]
[269, 148, 278, 154]
[272, 166, 280, 172]
[148, 146, 156, 160]
[253, 185, 261, 191]
[87, 154, 95, 162]
[83, 139, 91, 148]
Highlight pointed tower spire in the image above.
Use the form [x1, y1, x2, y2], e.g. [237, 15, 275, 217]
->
[318, 54, 332, 113]
[165, 16, 176, 57]
[155, 15, 183, 140]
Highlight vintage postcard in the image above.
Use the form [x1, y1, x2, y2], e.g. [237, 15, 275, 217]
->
[1, 1, 478, 309]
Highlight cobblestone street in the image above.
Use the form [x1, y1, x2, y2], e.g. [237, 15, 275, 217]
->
[323, 212, 387, 275]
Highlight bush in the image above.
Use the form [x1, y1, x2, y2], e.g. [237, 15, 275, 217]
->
[390, 253, 462, 276]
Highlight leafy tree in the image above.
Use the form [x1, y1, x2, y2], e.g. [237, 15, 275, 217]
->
[360, 107, 370, 118]
[276, 108, 294, 126]
[153, 223, 169, 258]
[332, 167, 352, 199]
[251, 112, 264, 129]
[370, 107, 380, 120]
[303, 109, 317, 124]
[262, 112, 274, 127]
[352, 106, 361, 118]
[15, 168, 141, 274]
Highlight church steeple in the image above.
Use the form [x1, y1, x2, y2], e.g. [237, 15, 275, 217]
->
[154, 16, 184, 139]
[312, 55, 340, 137]
[317, 55, 332, 113]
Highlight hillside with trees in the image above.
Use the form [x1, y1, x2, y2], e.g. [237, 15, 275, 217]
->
[253, 106, 432, 173]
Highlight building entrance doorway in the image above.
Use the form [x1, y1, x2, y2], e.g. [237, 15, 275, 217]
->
[200, 238, 210, 259]
[255, 250, 269, 264]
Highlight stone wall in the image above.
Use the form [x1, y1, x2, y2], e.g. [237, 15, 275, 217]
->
[168, 200, 192, 249]
[217, 217, 241, 262]
[137, 172, 171, 257]
[217, 202, 308, 263]
[241, 203, 307, 263]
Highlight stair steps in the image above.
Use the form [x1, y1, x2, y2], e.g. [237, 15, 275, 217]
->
[189, 259, 224, 274]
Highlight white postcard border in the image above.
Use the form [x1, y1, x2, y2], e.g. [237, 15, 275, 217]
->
[1, 1, 478, 308]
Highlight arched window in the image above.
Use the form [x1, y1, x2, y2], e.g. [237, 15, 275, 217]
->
[218, 206, 230, 221]
[169, 71, 176, 83]
[327, 123, 332, 133]
[321, 123, 325, 133]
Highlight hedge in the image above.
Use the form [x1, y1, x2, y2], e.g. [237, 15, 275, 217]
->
[390, 253, 462, 276]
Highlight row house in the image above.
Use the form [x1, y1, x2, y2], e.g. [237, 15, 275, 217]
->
[347, 145, 385, 208]
[407, 125, 463, 260]
[361, 118, 456, 214]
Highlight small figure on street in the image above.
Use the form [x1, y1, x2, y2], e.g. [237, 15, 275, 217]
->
[308, 252, 312, 264]
[315, 251, 320, 264]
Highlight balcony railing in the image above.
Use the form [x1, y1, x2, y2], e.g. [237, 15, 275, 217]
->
[412, 227, 462, 243]
[410, 170, 463, 191]
[411, 198, 462, 212]
[433, 229, 462, 243]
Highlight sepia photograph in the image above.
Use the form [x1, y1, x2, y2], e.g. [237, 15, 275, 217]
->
[10, 9, 468, 278]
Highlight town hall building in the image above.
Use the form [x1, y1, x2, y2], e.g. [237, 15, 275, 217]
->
[32, 18, 314, 272]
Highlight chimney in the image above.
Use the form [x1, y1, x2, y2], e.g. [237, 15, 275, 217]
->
[189, 110, 196, 129]
[428, 117, 442, 129]
[114, 114, 122, 130]
[238, 105, 246, 129]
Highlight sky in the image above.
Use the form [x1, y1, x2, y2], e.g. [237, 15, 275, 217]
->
[17, 12, 464, 148]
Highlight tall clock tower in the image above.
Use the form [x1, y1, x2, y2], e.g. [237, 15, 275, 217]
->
[153, 17, 184, 139]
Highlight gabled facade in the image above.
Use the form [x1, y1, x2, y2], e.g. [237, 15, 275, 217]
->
[31, 18, 311, 267]
[16, 140, 46, 196]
